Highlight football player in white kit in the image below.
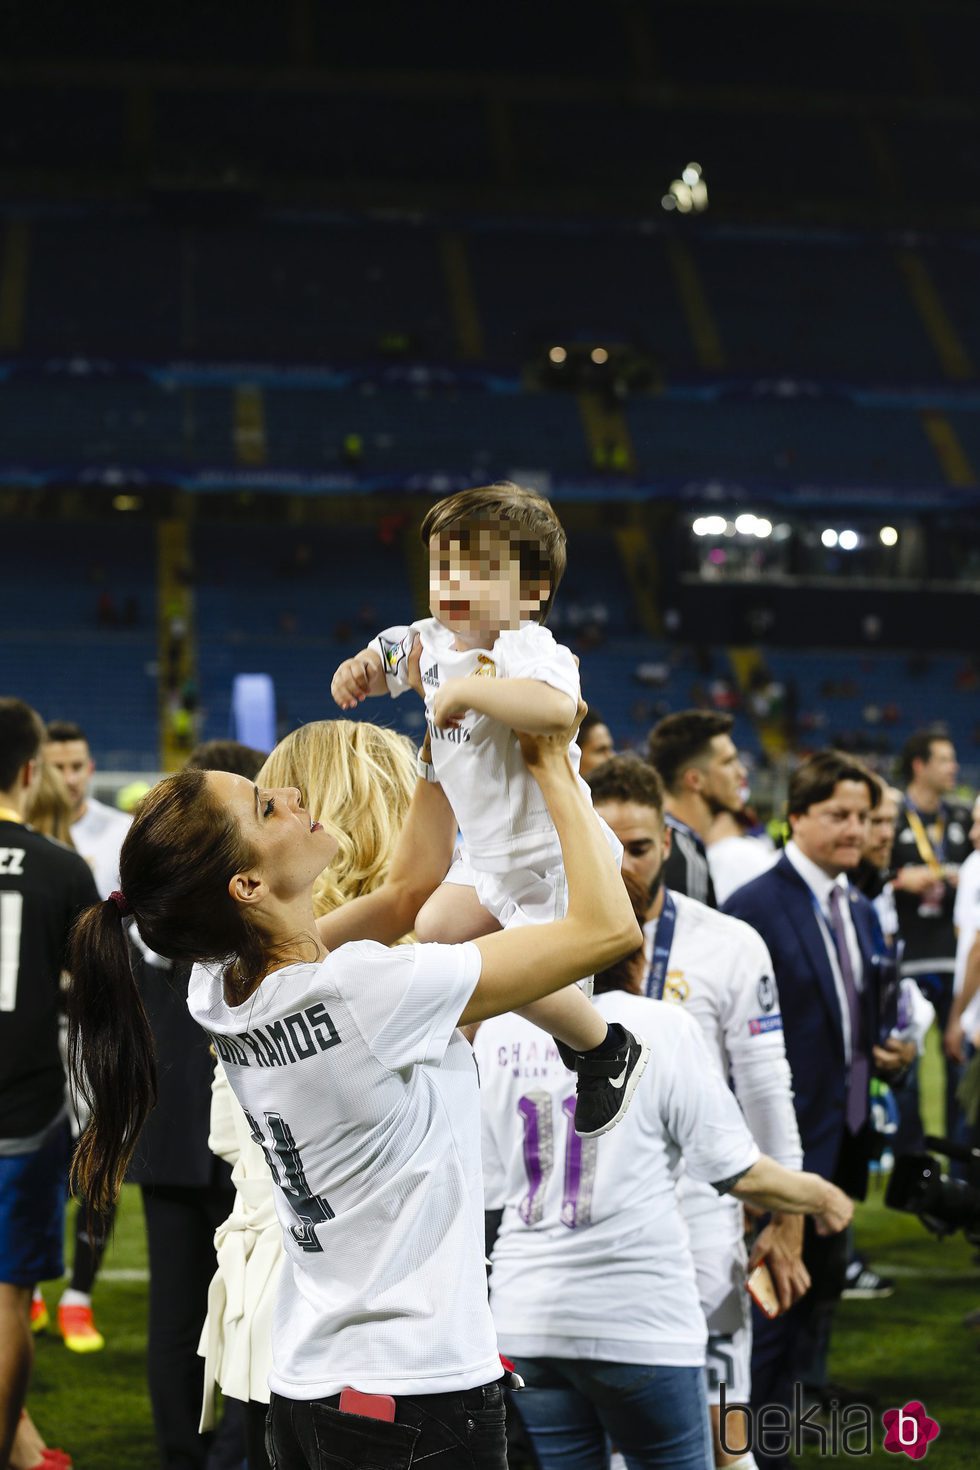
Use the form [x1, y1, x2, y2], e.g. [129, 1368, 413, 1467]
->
[332, 483, 648, 1138]
[44, 720, 131, 902]
[67, 708, 642, 1469]
[589, 757, 806, 1470]
[477, 873, 852, 1470]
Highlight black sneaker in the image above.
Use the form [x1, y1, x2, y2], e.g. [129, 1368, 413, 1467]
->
[572, 1028, 650, 1138]
[841, 1261, 895, 1300]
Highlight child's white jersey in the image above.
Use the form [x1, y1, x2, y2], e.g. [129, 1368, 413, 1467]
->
[187, 940, 501, 1401]
[476, 992, 760, 1367]
[370, 618, 582, 873]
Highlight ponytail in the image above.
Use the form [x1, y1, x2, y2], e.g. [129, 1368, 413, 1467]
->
[64, 766, 267, 1209]
[67, 898, 157, 1212]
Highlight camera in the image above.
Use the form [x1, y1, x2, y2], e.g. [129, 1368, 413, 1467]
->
[885, 1136, 980, 1245]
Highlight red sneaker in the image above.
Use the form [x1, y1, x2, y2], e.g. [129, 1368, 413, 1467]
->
[30, 1293, 50, 1335]
[57, 1303, 105, 1353]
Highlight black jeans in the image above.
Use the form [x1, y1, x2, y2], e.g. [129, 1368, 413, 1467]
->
[267, 1379, 507, 1469]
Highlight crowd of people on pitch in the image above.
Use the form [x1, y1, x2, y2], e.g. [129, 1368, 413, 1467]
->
[2, 483, 979, 1470]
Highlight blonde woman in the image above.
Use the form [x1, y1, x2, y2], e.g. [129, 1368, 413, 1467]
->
[198, 720, 418, 1470]
[25, 760, 75, 846]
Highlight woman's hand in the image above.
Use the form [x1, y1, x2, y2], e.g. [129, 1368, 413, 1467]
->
[517, 700, 588, 773]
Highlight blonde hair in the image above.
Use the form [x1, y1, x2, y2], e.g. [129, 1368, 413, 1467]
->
[27, 761, 76, 846]
[257, 721, 417, 919]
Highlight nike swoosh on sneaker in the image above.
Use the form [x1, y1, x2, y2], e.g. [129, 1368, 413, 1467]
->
[608, 1065, 628, 1089]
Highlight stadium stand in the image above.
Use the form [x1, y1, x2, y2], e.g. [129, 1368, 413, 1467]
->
[0, 520, 158, 765]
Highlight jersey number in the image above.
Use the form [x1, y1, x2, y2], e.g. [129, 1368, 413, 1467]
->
[0, 892, 23, 1012]
[705, 1335, 736, 1393]
[245, 1110, 334, 1253]
[517, 1090, 597, 1230]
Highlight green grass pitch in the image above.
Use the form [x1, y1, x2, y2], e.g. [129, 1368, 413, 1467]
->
[27, 1032, 979, 1468]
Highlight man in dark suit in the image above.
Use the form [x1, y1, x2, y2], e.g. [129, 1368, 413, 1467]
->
[724, 750, 914, 1469]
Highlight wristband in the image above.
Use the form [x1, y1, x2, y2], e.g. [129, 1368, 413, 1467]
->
[416, 752, 438, 784]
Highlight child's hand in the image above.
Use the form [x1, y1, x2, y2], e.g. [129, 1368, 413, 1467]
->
[331, 648, 385, 709]
[431, 678, 472, 729]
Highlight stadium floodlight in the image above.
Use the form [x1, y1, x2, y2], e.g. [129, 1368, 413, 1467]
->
[682, 163, 702, 187]
[735, 513, 757, 535]
[591, 347, 609, 365]
[821, 528, 839, 548]
[693, 517, 707, 536]
[879, 525, 899, 546]
[839, 529, 859, 551]
[548, 346, 567, 364]
[755, 518, 773, 538]
[699, 514, 727, 536]
[669, 181, 694, 213]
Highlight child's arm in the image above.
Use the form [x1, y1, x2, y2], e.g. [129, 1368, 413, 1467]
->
[330, 647, 387, 709]
[432, 675, 576, 734]
[331, 626, 424, 710]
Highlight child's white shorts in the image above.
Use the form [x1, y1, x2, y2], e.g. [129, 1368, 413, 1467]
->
[444, 819, 624, 998]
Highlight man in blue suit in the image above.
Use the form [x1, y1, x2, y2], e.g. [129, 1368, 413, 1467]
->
[724, 750, 914, 1469]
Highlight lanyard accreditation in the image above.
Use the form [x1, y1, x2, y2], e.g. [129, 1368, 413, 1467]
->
[644, 889, 678, 1000]
[904, 801, 946, 874]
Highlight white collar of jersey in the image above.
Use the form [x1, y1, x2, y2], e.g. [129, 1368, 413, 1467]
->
[784, 840, 850, 915]
[426, 617, 539, 655]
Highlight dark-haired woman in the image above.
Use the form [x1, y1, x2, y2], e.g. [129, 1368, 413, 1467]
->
[67, 713, 639, 1470]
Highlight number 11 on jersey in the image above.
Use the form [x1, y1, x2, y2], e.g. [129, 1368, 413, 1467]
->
[517, 1090, 597, 1231]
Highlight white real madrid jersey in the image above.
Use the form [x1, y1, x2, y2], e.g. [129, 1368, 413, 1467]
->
[476, 992, 760, 1366]
[70, 797, 131, 900]
[188, 940, 501, 1400]
[370, 618, 582, 873]
[644, 891, 802, 1175]
[954, 848, 980, 1036]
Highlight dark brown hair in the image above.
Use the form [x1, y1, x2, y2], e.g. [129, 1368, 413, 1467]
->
[587, 754, 665, 816]
[898, 728, 953, 785]
[185, 739, 267, 778]
[593, 871, 648, 996]
[0, 698, 45, 790]
[68, 769, 270, 1210]
[787, 749, 879, 817]
[44, 719, 88, 746]
[646, 711, 734, 793]
[419, 481, 567, 623]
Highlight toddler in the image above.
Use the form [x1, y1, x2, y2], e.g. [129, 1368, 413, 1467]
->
[331, 483, 648, 1135]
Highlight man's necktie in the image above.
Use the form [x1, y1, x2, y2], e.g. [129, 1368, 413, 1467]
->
[829, 885, 869, 1134]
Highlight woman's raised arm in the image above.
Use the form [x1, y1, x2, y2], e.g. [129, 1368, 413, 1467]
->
[316, 767, 457, 950]
[462, 712, 641, 1024]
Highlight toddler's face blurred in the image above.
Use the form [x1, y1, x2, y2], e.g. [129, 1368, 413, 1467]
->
[428, 519, 547, 641]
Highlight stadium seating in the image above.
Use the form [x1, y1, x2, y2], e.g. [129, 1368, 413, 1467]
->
[0, 520, 158, 766]
[757, 647, 979, 764]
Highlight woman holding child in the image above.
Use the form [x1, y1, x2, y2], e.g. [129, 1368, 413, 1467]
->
[67, 693, 641, 1468]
